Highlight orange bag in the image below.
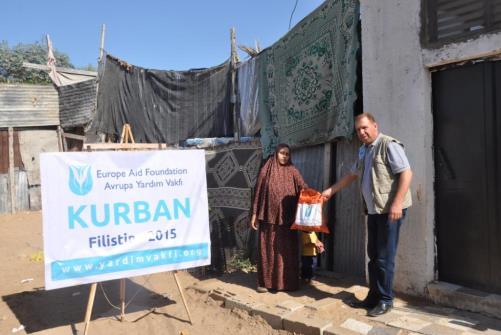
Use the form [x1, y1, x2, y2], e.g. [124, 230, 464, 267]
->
[291, 188, 330, 233]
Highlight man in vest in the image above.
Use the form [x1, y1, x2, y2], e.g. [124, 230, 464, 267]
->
[322, 112, 412, 317]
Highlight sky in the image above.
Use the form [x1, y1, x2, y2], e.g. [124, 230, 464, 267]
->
[1, 0, 325, 70]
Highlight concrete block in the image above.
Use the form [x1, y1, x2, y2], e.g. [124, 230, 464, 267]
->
[341, 318, 373, 335]
[370, 310, 406, 325]
[305, 297, 341, 311]
[276, 300, 305, 312]
[388, 316, 432, 332]
[436, 317, 479, 332]
[419, 324, 463, 335]
[481, 294, 501, 319]
[209, 289, 233, 301]
[224, 295, 265, 312]
[282, 313, 333, 335]
[427, 281, 461, 298]
[187, 278, 220, 294]
[427, 281, 501, 318]
[251, 304, 293, 330]
[186, 284, 211, 294]
[324, 325, 361, 335]
[367, 327, 403, 335]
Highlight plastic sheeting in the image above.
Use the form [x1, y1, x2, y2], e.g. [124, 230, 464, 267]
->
[237, 58, 260, 136]
[94, 54, 233, 144]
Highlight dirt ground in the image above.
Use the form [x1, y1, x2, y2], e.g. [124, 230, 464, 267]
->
[0, 211, 296, 335]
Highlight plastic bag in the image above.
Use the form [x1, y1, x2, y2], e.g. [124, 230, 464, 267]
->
[291, 188, 330, 233]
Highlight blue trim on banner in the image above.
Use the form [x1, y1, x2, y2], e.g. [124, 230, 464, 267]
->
[51, 243, 209, 281]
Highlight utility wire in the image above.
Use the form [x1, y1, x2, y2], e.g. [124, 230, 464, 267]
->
[288, 0, 300, 30]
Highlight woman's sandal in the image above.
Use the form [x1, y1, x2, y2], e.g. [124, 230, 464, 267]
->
[256, 286, 268, 293]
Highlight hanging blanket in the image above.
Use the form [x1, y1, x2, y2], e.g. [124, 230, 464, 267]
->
[205, 141, 262, 251]
[94, 54, 232, 143]
[257, 0, 359, 157]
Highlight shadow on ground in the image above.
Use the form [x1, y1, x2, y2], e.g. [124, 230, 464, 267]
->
[2, 278, 174, 334]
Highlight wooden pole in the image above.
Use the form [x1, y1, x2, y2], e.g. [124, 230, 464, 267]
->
[120, 279, 126, 321]
[57, 126, 63, 152]
[94, 24, 106, 144]
[173, 271, 193, 324]
[99, 24, 106, 63]
[230, 28, 240, 141]
[8, 127, 15, 213]
[83, 283, 97, 335]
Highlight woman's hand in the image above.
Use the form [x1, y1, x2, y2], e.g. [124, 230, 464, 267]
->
[250, 214, 258, 230]
[321, 187, 333, 200]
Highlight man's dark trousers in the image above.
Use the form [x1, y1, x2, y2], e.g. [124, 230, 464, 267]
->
[366, 210, 406, 304]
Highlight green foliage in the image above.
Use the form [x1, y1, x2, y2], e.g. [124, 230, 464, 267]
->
[0, 40, 74, 84]
[227, 251, 256, 273]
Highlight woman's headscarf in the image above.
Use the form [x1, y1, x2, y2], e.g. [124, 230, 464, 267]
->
[252, 144, 306, 225]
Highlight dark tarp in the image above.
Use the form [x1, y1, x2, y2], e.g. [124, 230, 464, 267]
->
[94, 54, 233, 143]
[57, 79, 96, 128]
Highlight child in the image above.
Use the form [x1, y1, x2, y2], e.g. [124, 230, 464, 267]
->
[301, 231, 325, 283]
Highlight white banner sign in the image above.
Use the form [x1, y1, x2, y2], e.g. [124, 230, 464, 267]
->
[40, 150, 210, 290]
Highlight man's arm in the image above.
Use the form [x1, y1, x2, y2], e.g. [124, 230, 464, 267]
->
[388, 169, 412, 222]
[321, 173, 358, 200]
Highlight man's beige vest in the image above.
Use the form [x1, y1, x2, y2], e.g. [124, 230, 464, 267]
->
[357, 133, 412, 214]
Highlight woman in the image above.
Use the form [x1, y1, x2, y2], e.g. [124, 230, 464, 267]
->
[250, 143, 307, 292]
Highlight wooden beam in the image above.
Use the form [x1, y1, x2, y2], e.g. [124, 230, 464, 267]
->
[62, 132, 86, 141]
[8, 127, 15, 213]
[425, 48, 501, 69]
[22, 62, 97, 76]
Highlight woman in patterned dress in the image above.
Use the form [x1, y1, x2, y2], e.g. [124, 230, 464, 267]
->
[250, 143, 307, 292]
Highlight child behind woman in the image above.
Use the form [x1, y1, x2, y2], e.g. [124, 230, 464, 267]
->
[301, 231, 325, 283]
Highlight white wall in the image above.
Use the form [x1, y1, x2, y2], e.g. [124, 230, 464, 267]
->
[360, 0, 434, 296]
[360, 0, 501, 297]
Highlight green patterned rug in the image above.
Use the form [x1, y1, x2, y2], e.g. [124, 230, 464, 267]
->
[257, 0, 359, 157]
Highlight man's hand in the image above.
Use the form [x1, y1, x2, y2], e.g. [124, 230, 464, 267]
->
[388, 202, 403, 223]
[388, 169, 412, 223]
[322, 174, 358, 201]
[250, 214, 258, 230]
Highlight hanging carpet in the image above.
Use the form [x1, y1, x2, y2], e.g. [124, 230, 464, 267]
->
[257, 0, 360, 157]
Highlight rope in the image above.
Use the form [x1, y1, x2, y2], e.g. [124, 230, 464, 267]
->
[98, 275, 155, 311]
[289, 0, 300, 30]
[99, 283, 120, 310]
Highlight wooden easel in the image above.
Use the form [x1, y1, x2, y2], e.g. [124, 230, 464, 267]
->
[82, 124, 193, 335]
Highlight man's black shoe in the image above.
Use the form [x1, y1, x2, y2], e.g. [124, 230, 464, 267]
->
[348, 298, 378, 309]
[367, 302, 393, 317]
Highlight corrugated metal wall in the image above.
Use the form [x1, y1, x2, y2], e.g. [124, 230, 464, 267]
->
[291, 144, 325, 190]
[292, 141, 366, 276]
[332, 138, 366, 276]
[0, 84, 59, 127]
[0, 170, 30, 212]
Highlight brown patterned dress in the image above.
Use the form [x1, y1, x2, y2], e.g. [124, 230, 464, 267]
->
[252, 144, 306, 291]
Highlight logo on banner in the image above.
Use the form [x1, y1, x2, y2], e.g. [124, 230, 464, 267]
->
[304, 204, 313, 218]
[69, 165, 93, 196]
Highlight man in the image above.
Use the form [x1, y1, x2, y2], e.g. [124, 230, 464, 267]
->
[322, 113, 412, 317]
